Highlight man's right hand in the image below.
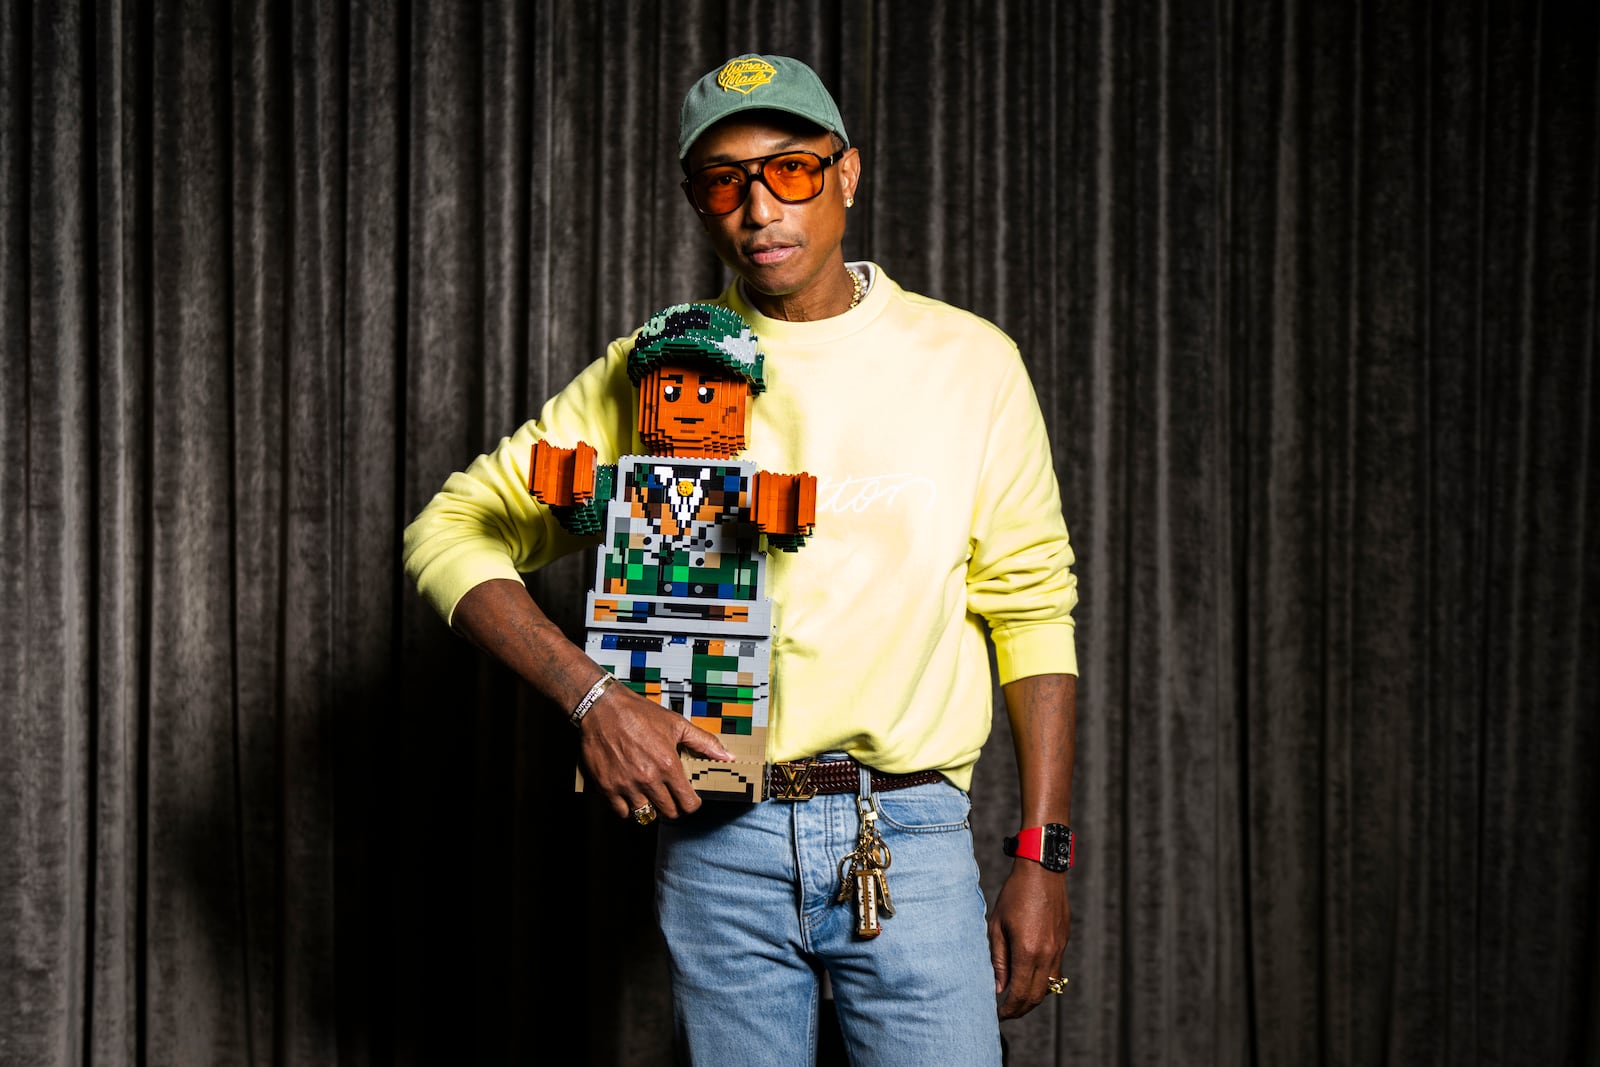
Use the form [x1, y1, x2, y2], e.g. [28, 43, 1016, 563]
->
[577, 681, 734, 821]
[448, 578, 732, 823]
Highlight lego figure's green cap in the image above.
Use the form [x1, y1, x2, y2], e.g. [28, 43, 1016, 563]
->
[678, 54, 849, 165]
[629, 303, 766, 395]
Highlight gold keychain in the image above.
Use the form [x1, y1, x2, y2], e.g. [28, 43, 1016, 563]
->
[835, 797, 895, 937]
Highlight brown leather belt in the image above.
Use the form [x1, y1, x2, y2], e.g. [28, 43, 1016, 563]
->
[765, 756, 946, 801]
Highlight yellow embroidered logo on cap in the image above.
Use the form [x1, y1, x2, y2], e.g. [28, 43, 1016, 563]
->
[717, 58, 776, 95]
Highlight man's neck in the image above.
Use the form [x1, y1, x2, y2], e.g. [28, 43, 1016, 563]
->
[740, 262, 858, 321]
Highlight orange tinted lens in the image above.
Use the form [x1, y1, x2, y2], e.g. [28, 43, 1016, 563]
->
[762, 154, 823, 201]
[692, 166, 749, 213]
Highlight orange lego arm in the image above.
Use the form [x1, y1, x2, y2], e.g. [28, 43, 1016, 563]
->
[529, 439, 597, 506]
[753, 470, 817, 543]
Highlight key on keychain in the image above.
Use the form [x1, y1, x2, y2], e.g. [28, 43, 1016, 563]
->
[835, 799, 895, 938]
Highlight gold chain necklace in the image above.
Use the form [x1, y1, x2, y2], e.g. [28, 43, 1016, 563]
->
[846, 266, 865, 309]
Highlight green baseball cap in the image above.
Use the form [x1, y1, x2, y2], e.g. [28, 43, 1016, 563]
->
[677, 54, 849, 165]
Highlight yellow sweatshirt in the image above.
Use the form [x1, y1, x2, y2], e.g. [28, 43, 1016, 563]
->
[403, 265, 1077, 790]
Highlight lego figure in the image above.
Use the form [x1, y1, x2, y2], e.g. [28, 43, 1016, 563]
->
[528, 303, 816, 801]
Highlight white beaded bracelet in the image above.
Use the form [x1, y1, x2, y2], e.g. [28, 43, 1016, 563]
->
[570, 673, 617, 727]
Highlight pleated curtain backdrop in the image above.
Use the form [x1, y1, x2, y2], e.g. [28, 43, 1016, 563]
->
[2, 1, 1596, 1065]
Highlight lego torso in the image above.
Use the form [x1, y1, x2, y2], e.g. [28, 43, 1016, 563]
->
[598, 456, 765, 601]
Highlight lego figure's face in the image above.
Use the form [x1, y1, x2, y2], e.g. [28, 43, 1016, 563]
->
[638, 361, 751, 456]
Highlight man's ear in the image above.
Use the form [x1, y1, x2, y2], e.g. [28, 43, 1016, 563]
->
[839, 146, 862, 204]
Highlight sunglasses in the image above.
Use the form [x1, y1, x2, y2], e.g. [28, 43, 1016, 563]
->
[681, 149, 846, 217]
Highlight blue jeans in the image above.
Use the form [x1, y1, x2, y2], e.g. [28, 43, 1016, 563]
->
[655, 777, 1003, 1067]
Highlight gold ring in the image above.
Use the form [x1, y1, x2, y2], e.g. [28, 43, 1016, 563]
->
[632, 802, 657, 826]
[1047, 976, 1069, 995]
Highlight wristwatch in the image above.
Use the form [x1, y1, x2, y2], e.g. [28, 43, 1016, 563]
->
[1003, 823, 1074, 872]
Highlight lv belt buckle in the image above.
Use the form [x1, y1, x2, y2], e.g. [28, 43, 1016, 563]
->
[771, 758, 818, 801]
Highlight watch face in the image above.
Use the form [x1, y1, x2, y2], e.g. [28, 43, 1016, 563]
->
[1042, 826, 1073, 871]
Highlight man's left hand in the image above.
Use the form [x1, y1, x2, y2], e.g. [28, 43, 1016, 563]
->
[988, 861, 1072, 1020]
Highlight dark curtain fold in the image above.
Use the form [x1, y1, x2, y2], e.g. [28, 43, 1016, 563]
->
[2, 1, 1595, 1065]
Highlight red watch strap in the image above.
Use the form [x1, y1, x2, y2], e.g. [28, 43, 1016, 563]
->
[1011, 825, 1046, 862]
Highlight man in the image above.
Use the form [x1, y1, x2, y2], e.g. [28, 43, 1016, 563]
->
[403, 52, 1078, 1066]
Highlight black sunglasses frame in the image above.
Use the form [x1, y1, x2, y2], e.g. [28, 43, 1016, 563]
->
[680, 149, 847, 217]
